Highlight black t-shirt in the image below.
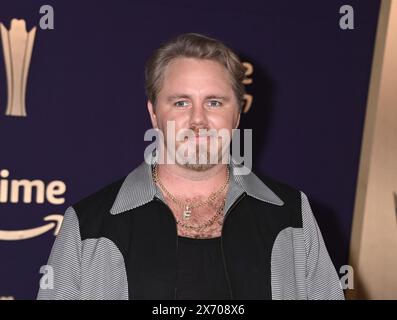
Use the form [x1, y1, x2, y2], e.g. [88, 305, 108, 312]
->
[176, 235, 231, 300]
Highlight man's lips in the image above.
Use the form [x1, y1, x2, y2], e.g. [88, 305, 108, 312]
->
[184, 134, 213, 140]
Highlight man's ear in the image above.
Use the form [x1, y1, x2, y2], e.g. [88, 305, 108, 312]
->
[147, 100, 158, 128]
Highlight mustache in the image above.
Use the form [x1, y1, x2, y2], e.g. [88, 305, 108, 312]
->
[178, 128, 218, 138]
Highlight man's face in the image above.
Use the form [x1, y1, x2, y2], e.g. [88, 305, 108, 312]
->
[147, 57, 241, 171]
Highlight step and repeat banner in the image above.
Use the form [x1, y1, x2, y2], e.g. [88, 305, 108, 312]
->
[0, 0, 384, 299]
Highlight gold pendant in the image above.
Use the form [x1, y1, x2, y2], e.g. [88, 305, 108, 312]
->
[183, 206, 191, 220]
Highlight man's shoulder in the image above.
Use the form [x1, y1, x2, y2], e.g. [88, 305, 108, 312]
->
[68, 159, 151, 224]
[261, 174, 301, 196]
[248, 173, 304, 225]
[254, 172, 304, 210]
[71, 176, 127, 219]
[243, 171, 306, 229]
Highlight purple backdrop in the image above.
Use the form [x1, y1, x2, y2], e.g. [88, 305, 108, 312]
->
[0, 0, 380, 299]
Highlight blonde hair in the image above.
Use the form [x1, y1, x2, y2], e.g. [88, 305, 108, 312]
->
[145, 33, 246, 111]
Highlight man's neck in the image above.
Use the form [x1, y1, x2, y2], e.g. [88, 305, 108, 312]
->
[156, 163, 228, 197]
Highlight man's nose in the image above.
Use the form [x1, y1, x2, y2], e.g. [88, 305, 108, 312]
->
[189, 103, 208, 127]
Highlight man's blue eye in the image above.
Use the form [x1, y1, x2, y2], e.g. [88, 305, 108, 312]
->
[208, 100, 222, 107]
[175, 101, 189, 107]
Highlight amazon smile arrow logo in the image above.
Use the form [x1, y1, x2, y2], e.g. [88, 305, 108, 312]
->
[0, 169, 67, 241]
[0, 214, 63, 241]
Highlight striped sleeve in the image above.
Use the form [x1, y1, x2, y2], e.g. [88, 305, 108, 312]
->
[37, 207, 82, 300]
[301, 192, 345, 300]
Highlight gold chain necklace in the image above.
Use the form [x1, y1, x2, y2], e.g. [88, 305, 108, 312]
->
[176, 198, 226, 231]
[152, 164, 229, 226]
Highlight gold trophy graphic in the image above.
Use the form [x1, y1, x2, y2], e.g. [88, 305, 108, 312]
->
[0, 19, 36, 117]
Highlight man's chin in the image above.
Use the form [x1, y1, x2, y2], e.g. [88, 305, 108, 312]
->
[175, 151, 224, 171]
[181, 162, 216, 172]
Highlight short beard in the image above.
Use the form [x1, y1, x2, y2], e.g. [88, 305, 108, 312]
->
[177, 143, 226, 172]
[183, 163, 215, 172]
[182, 162, 216, 172]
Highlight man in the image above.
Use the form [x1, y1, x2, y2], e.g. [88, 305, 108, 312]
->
[37, 33, 344, 300]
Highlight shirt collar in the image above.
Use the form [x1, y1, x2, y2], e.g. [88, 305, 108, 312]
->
[110, 155, 284, 215]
